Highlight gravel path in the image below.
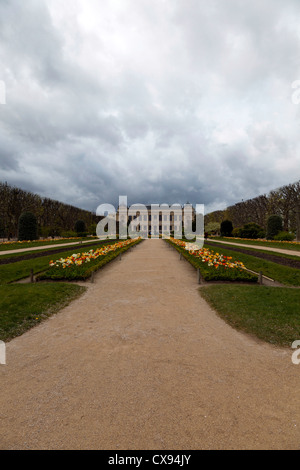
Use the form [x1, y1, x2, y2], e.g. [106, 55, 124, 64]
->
[0, 239, 299, 450]
[0, 238, 99, 257]
[207, 238, 300, 258]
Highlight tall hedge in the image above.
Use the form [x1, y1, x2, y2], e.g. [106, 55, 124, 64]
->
[75, 219, 86, 234]
[18, 211, 38, 241]
[220, 220, 233, 237]
[266, 215, 283, 240]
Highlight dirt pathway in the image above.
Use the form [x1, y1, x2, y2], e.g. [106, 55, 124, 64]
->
[207, 238, 300, 257]
[0, 238, 100, 257]
[0, 239, 299, 450]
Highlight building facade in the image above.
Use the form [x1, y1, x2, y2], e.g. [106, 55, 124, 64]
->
[117, 204, 195, 237]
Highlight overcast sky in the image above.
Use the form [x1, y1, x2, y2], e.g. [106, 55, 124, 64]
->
[1, 0, 300, 214]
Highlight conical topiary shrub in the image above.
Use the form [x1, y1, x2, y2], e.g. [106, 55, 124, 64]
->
[220, 220, 233, 237]
[75, 219, 86, 235]
[18, 211, 38, 241]
[266, 215, 283, 240]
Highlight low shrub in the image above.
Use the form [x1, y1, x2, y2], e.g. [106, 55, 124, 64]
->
[239, 222, 265, 239]
[61, 230, 78, 238]
[232, 227, 242, 237]
[274, 231, 295, 241]
[77, 232, 88, 238]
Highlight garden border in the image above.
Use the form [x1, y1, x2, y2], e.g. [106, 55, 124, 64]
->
[165, 239, 258, 284]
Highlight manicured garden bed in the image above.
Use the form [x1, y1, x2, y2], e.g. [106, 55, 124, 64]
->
[206, 240, 300, 268]
[167, 238, 258, 283]
[0, 240, 119, 284]
[37, 238, 141, 281]
[203, 242, 300, 287]
[0, 238, 114, 264]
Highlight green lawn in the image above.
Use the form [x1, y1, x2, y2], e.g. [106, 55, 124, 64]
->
[0, 283, 86, 342]
[200, 285, 300, 347]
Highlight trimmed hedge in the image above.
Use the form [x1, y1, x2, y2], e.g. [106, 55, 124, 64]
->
[166, 239, 258, 283]
[237, 222, 265, 239]
[274, 231, 295, 241]
[37, 239, 142, 281]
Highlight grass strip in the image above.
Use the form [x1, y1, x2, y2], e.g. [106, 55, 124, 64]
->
[200, 285, 300, 347]
[0, 283, 86, 342]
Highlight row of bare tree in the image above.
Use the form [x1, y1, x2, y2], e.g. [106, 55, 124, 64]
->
[0, 182, 97, 238]
[205, 180, 300, 240]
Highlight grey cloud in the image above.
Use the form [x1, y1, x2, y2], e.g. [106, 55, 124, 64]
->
[0, 0, 300, 213]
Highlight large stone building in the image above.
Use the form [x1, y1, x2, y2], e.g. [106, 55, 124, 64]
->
[117, 203, 195, 237]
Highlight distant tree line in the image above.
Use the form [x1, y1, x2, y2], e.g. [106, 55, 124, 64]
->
[0, 182, 97, 239]
[205, 180, 300, 240]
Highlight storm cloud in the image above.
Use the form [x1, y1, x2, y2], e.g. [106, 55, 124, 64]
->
[0, 0, 300, 213]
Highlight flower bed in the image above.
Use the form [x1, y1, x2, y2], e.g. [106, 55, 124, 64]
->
[37, 238, 141, 281]
[168, 238, 258, 282]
